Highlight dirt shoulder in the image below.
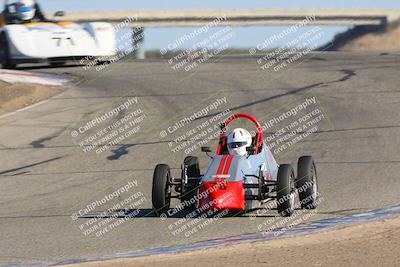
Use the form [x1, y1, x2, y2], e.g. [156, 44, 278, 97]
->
[63, 215, 400, 267]
[322, 20, 400, 52]
[341, 20, 400, 51]
[0, 81, 64, 116]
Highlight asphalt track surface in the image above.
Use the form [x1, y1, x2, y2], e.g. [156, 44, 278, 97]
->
[0, 52, 400, 265]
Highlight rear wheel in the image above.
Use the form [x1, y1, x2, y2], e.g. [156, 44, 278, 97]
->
[152, 164, 172, 216]
[277, 164, 296, 217]
[297, 156, 318, 209]
[180, 156, 200, 209]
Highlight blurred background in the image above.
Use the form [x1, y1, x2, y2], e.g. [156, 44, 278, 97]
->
[34, 0, 400, 53]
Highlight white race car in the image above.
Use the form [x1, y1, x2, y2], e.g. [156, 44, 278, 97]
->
[0, 0, 117, 68]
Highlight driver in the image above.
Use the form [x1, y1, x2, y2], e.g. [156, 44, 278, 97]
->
[4, 0, 46, 24]
[227, 128, 252, 156]
[15, 0, 36, 21]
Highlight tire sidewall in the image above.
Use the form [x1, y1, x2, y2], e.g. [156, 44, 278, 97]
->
[277, 164, 295, 217]
[297, 156, 318, 209]
[152, 164, 171, 215]
[0, 32, 15, 69]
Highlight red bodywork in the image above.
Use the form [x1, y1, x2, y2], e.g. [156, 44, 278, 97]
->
[198, 181, 245, 210]
[198, 113, 264, 211]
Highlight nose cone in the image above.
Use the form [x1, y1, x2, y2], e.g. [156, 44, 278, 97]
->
[198, 181, 245, 211]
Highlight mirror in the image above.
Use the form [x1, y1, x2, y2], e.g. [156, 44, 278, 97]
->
[54, 11, 65, 17]
[201, 147, 212, 153]
[246, 146, 255, 154]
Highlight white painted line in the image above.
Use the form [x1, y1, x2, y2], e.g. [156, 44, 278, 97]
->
[0, 70, 72, 119]
[0, 99, 50, 119]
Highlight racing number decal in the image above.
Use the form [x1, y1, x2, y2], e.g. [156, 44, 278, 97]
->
[67, 37, 75, 46]
[52, 36, 75, 46]
[52, 37, 61, 46]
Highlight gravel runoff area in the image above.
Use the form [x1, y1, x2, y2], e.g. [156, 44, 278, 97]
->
[0, 81, 64, 116]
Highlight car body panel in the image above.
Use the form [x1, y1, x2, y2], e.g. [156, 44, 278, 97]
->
[2, 21, 116, 60]
[202, 142, 278, 183]
[198, 181, 244, 210]
[199, 142, 279, 211]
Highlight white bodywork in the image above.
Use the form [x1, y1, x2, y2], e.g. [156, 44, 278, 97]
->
[2, 21, 116, 61]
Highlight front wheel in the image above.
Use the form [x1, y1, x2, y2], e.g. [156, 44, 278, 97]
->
[276, 164, 296, 217]
[152, 164, 172, 216]
[0, 32, 16, 69]
[296, 156, 318, 209]
[180, 156, 200, 209]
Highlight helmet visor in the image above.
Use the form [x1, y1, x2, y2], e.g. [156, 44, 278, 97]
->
[228, 142, 248, 149]
[19, 6, 33, 12]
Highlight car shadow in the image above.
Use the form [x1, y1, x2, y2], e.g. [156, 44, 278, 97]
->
[79, 208, 197, 219]
[79, 208, 280, 219]
[13, 63, 82, 70]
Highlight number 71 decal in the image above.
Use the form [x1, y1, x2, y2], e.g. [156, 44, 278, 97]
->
[52, 37, 75, 46]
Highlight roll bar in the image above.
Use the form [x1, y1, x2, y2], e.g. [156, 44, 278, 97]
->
[216, 113, 264, 155]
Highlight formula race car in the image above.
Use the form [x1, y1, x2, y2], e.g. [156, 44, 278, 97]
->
[0, 0, 116, 68]
[152, 113, 319, 217]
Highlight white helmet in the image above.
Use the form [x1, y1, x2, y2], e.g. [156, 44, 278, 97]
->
[227, 128, 252, 156]
[16, 0, 36, 21]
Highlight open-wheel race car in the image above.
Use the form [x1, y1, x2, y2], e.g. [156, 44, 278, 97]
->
[152, 113, 319, 217]
[0, 0, 116, 68]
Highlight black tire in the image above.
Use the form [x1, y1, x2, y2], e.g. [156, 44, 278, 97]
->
[96, 60, 113, 65]
[50, 61, 66, 67]
[296, 156, 318, 209]
[277, 164, 296, 217]
[152, 164, 172, 216]
[0, 32, 16, 69]
[184, 156, 200, 177]
[180, 156, 200, 209]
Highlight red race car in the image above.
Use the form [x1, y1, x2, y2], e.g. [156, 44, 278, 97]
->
[152, 113, 319, 217]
